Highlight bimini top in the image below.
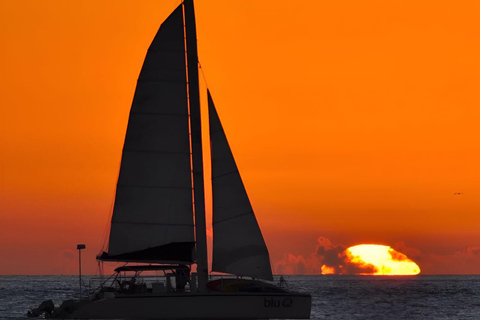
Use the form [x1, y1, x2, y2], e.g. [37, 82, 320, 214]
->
[114, 265, 189, 273]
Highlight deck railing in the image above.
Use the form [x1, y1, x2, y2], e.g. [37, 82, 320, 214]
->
[87, 273, 288, 296]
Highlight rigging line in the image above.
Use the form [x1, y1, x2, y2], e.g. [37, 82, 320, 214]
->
[100, 157, 122, 255]
[198, 62, 210, 90]
[212, 170, 239, 180]
[213, 210, 254, 224]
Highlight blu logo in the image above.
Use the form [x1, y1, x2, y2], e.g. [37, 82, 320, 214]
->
[264, 297, 293, 308]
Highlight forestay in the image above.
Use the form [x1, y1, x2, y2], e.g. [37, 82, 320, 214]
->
[99, 4, 195, 264]
[208, 91, 273, 280]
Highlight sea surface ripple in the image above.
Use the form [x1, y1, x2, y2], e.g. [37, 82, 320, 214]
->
[1, 275, 479, 319]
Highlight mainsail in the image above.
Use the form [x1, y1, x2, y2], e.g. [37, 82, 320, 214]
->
[99, 4, 195, 264]
[208, 91, 273, 280]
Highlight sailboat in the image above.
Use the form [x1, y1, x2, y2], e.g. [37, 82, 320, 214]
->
[27, 1, 311, 318]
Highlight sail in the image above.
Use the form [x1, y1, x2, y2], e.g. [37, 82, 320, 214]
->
[208, 91, 273, 280]
[99, 4, 195, 264]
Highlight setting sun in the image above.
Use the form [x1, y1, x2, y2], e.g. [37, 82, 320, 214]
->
[346, 244, 421, 275]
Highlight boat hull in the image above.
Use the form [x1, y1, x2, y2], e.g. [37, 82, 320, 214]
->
[65, 292, 311, 319]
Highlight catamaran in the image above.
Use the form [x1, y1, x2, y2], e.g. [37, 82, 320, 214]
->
[27, 1, 311, 318]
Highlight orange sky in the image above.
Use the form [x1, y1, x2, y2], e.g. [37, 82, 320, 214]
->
[1, 0, 479, 275]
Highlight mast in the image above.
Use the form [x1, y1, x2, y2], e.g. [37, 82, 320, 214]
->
[183, 0, 208, 289]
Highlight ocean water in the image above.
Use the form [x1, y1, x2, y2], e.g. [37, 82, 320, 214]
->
[1, 275, 479, 319]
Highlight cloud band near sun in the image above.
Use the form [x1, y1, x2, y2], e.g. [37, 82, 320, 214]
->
[275, 237, 420, 275]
